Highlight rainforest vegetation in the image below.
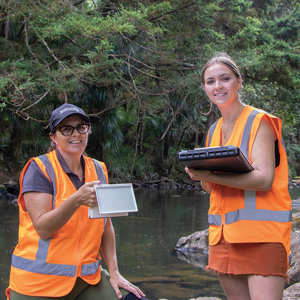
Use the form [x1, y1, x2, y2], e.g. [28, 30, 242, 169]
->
[0, 0, 300, 182]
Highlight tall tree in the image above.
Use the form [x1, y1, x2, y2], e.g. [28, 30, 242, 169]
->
[0, 0, 299, 179]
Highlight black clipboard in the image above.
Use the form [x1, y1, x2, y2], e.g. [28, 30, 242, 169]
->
[178, 145, 253, 173]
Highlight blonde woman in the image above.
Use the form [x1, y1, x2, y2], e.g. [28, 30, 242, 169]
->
[186, 53, 291, 300]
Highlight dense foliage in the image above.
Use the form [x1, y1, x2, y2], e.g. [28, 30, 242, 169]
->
[0, 0, 300, 181]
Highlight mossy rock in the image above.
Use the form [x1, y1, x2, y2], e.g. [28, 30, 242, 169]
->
[292, 213, 300, 230]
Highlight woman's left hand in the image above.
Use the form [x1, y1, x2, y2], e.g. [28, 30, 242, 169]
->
[109, 271, 145, 299]
[185, 167, 212, 182]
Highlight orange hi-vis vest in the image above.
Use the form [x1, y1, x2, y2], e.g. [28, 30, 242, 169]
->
[206, 105, 292, 268]
[6, 150, 108, 298]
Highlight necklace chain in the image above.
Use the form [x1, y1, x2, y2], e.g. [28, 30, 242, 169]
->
[223, 106, 244, 139]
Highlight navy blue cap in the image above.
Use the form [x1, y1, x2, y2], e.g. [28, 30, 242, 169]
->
[50, 103, 90, 132]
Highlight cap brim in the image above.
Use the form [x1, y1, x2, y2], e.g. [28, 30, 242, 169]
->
[51, 113, 90, 132]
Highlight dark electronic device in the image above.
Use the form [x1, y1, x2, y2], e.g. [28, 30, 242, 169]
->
[178, 145, 253, 173]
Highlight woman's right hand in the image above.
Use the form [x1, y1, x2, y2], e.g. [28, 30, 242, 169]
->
[75, 181, 100, 207]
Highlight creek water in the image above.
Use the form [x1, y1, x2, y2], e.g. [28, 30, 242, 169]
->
[1, 187, 300, 300]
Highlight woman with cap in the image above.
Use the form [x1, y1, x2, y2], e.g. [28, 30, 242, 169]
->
[6, 103, 147, 300]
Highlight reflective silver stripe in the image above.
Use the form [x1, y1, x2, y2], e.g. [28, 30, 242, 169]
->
[225, 190, 292, 224]
[208, 214, 222, 226]
[92, 159, 108, 227]
[36, 238, 51, 262]
[12, 155, 106, 277]
[240, 110, 260, 160]
[208, 121, 218, 147]
[225, 207, 292, 224]
[12, 255, 99, 277]
[81, 259, 101, 276]
[92, 159, 107, 184]
[38, 154, 56, 209]
[281, 136, 286, 150]
[12, 254, 77, 276]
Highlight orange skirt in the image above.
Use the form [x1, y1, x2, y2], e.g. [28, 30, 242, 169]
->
[206, 233, 288, 278]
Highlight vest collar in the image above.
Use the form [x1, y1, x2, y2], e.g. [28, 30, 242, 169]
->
[54, 149, 86, 181]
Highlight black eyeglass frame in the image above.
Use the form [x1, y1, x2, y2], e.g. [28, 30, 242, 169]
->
[54, 124, 91, 136]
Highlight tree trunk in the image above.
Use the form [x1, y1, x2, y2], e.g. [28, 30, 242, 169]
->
[6, 121, 23, 163]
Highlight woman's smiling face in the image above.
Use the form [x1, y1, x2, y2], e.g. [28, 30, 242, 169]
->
[203, 63, 242, 108]
[50, 115, 89, 156]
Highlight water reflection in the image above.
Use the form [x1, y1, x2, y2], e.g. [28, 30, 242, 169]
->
[2, 187, 300, 300]
[106, 188, 225, 300]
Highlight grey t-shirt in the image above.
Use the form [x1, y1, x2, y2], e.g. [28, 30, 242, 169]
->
[22, 149, 86, 194]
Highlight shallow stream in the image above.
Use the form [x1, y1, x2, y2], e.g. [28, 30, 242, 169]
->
[1, 187, 300, 300]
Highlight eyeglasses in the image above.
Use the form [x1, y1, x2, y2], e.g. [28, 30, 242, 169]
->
[56, 124, 91, 136]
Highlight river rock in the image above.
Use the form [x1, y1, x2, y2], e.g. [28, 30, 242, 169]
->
[283, 282, 300, 299]
[176, 229, 209, 253]
[288, 213, 300, 287]
[0, 183, 7, 192]
[0, 182, 18, 202]
[4, 180, 19, 196]
[0, 183, 7, 197]
[175, 229, 209, 271]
